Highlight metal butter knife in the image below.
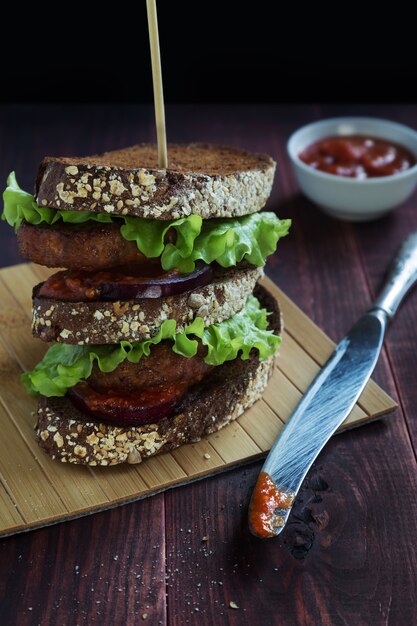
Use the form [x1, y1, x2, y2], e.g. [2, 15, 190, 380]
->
[249, 231, 417, 538]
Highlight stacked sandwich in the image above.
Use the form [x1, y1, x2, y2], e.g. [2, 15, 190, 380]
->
[2, 144, 290, 466]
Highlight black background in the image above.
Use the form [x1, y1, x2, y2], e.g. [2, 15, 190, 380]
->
[3, 3, 416, 103]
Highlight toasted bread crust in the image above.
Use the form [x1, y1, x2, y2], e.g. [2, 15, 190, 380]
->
[32, 267, 263, 344]
[35, 285, 281, 466]
[35, 144, 276, 220]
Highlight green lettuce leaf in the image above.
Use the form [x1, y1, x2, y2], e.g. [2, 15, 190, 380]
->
[165, 212, 290, 272]
[22, 296, 280, 397]
[2, 172, 113, 230]
[120, 214, 203, 270]
[202, 293, 278, 365]
[3, 173, 291, 272]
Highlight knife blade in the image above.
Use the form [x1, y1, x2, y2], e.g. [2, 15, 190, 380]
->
[249, 231, 417, 538]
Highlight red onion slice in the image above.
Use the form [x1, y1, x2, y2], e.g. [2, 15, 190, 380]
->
[38, 262, 213, 302]
[99, 263, 212, 300]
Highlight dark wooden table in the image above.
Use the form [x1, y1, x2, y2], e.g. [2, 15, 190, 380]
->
[0, 104, 416, 626]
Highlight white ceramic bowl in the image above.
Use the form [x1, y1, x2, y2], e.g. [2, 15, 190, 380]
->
[287, 117, 417, 221]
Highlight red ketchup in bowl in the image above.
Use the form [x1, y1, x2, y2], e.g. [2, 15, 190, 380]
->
[299, 135, 416, 179]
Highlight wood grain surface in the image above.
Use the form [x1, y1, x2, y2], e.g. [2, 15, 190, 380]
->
[0, 264, 395, 537]
[0, 104, 416, 625]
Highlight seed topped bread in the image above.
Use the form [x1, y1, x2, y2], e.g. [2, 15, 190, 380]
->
[32, 267, 263, 344]
[3, 141, 287, 471]
[36, 353, 275, 466]
[35, 284, 281, 466]
[35, 143, 276, 220]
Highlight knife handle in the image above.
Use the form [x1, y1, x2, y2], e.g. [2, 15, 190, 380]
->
[370, 231, 417, 319]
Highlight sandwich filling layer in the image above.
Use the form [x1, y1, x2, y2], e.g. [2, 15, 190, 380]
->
[34, 285, 282, 466]
[37, 263, 213, 302]
[32, 266, 264, 344]
[24, 295, 280, 426]
[1, 144, 289, 467]
[4, 173, 290, 273]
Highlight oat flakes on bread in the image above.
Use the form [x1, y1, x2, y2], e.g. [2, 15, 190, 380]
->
[37, 354, 275, 466]
[36, 143, 276, 220]
[35, 286, 281, 466]
[32, 267, 263, 344]
[3, 142, 290, 470]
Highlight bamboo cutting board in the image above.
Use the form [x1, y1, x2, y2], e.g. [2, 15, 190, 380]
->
[0, 263, 396, 537]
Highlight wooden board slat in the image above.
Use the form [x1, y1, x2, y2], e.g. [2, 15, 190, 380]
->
[207, 420, 263, 463]
[262, 277, 396, 415]
[171, 441, 225, 476]
[238, 400, 285, 451]
[0, 263, 397, 537]
[87, 464, 150, 501]
[0, 401, 67, 523]
[263, 367, 304, 420]
[0, 483, 24, 532]
[136, 454, 188, 489]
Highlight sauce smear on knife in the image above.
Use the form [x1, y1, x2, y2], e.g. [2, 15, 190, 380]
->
[249, 471, 294, 538]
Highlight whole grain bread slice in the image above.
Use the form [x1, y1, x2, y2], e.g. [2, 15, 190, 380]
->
[35, 144, 276, 220]
[32, 267, 263, 344]
[35, 285, 281, 466]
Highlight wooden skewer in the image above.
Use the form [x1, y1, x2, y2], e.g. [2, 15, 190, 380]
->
[146, 0, 168, 169]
